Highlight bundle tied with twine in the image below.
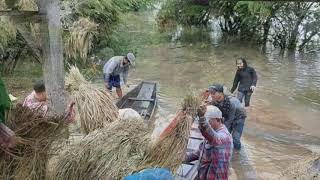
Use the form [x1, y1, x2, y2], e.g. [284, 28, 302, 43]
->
[0, 104, 68, 180]
[138, 94, 200, 173]
[53, 118, 151, 180]
[65, 18, 98, 62]
[65, 66, 119, 134]
[181, 93, 201, 118]
[279, 154, 320, 180]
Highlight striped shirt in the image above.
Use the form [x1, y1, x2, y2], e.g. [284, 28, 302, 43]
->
[186, 120, 233, 180]
[22, 91, 48, 116]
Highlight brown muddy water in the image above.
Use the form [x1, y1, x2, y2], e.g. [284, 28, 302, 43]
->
[126, 43, 320, 179]
[116, 10, 320, 179]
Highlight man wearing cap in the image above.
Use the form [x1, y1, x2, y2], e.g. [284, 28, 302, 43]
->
[207, 84, 246, 150]
[185, 105, 233, 180]
[103, 53, 135, 98]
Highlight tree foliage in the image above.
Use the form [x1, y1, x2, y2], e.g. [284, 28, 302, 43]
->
[0, 0, 155, 74]
[157, 0, 320, 51]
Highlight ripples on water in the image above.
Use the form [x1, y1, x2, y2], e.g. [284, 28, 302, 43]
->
[129, 42, 320, 178]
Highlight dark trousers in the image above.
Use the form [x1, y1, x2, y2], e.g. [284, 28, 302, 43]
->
[237, 91, 252, 107]
[225, 118, 245, 150]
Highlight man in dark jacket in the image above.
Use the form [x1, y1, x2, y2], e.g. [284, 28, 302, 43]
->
[230, 57, 257, 107]
[208, 84, 246, 150]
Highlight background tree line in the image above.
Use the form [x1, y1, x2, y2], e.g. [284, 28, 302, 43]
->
[157, 1, 320, 51]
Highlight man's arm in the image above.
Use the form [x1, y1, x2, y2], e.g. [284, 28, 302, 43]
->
[251, 67, 258, 86]
[198, 117, 227, 145]
[230, 71, 240, 93]
[185, 143, 202, 162]
[122, 67, 129, 85]
[225, 100, 236, 128]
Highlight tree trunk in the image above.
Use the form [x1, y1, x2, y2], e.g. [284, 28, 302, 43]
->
[262, 17, 271, 45]
[9, 46, 25, 74]
[37, 0, 67, 115]
[288, 21, 301, 50]
[298, 31, 318, 51]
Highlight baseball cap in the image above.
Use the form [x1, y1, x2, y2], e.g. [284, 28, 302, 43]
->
[126, 53, 135, 66]
[205, 105, 222, 120]
[208, 84, 224, 93]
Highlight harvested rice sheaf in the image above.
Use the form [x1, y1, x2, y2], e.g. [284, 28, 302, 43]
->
[138, 113, 192, 173]
[0, 104, 68, 180]
[53, 119, 151, 180]
[181, 93, 200, 118]
[65, 66, 119, 134]
[138, 94, 197, 173]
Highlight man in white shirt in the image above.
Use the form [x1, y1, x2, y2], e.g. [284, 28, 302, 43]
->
[103, 53, 135, 98]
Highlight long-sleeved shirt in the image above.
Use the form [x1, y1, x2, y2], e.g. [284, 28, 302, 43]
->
[186, 119, 233, 180]
[210, 96, 246, 130]
[210, 96, 233, 124]
[231, 66, 257, 93]
[226, 96, 246, 129]
[22, 91, 75, 123]
[103, 56, 129, 84]
[23, 91, 48, 116]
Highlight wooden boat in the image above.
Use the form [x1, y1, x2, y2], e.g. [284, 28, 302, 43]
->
[116, 81, 157, 121]
[175, 119, 203, 180]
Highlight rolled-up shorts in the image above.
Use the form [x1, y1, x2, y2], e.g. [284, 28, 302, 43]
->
[104, 74, 121, 90]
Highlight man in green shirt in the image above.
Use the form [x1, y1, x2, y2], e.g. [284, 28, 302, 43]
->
[0, 77, 14, 148]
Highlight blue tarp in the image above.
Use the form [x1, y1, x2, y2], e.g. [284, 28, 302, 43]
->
[124, 168, 174, 180]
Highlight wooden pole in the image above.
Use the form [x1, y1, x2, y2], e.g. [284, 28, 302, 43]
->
[36, 0, 66, 114]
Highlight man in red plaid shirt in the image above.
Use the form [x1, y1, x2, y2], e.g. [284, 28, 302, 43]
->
[185, 105, 233, 180]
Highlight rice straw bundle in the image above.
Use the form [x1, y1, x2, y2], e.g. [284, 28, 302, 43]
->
[65, 66, 119, 134]
[181, 93, 200, 118]
[65, 18, 98, 62]
[278, 154, 320, 180]
[138, 113, 192, 173]
[0, 104, 68, 180]
[138, 94, 198, 173]
[17, 0, 37, 11]
[53, 119, 151, 180]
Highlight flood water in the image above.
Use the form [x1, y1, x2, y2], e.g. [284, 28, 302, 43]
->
[124, 10, 320, 179]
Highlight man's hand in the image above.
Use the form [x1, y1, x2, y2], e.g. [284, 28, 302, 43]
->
[65, 102, 76, 124]
[250, 86, 256, 92]
[198, 105, 207, 127]
[197, 104, 206, 118]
